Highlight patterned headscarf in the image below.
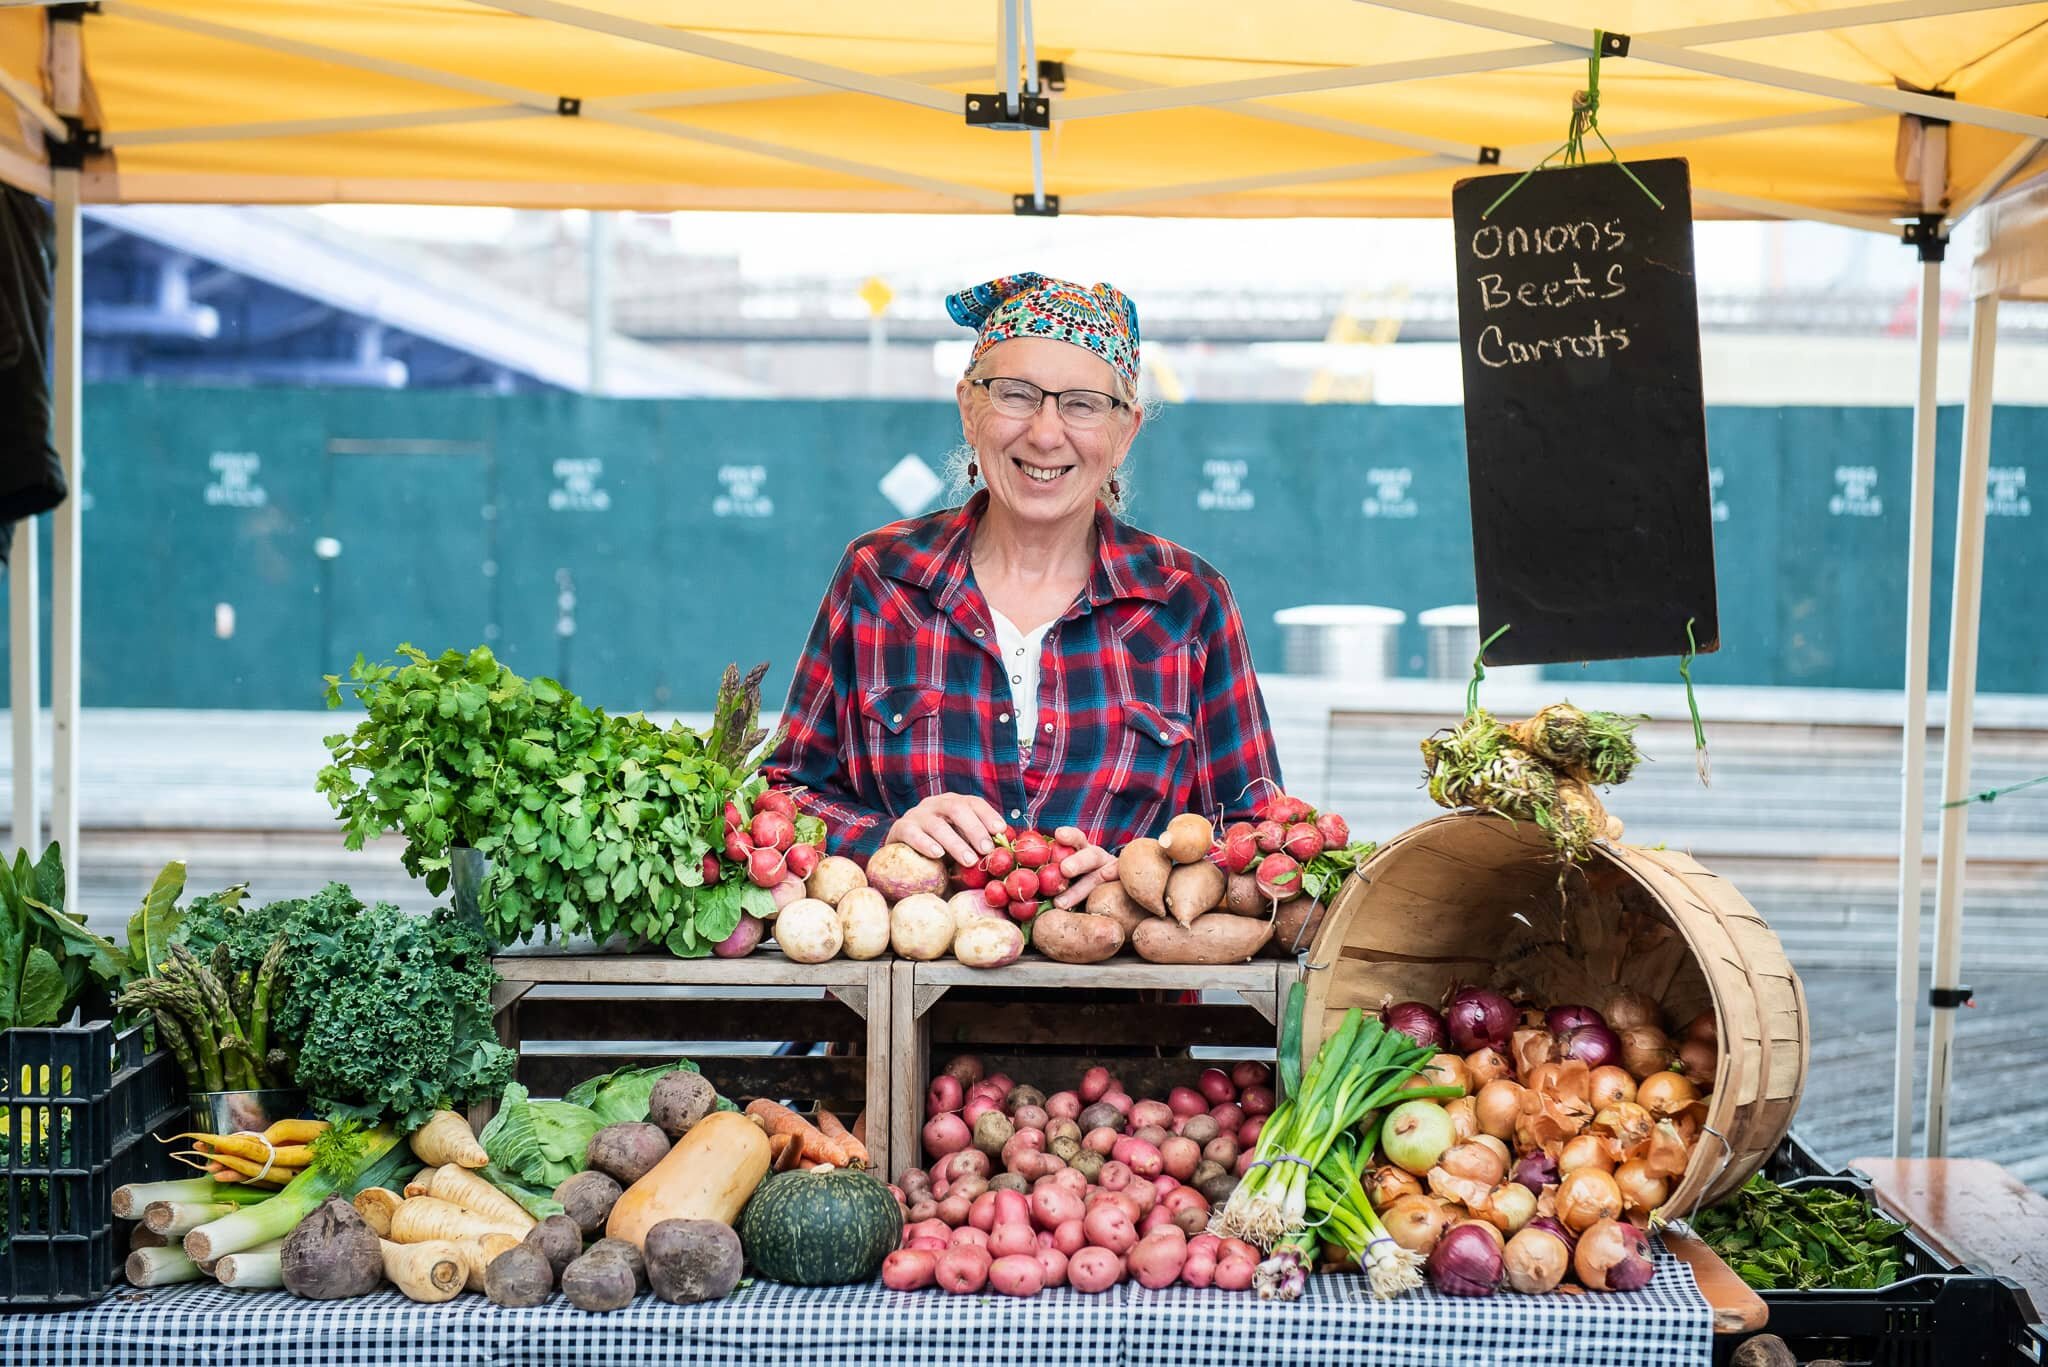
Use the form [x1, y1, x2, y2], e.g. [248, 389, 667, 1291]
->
[945, 272, 1141, 388]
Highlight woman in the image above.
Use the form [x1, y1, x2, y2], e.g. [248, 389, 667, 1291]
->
[767, 272, 1281, 910]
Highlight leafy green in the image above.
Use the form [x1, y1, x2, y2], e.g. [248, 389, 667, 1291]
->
[564, 1058, 705, 1126]
[319, 646, 785, 954]
[0, 844, 121, 1030]
[1692, 1173, 1909, 1290]
[1299, 839, 1378, 904]
[479, 1082, 605, 1189]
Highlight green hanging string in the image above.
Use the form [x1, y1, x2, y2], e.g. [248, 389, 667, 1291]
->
[1679, 616, 1710, 787]
[1941, 773, 2048, 809]
[1467, 623, 1512, 716]
[1483, 29, 1666, 220]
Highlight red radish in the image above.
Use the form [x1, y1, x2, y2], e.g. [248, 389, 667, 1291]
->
[1282, 823, 1325, 863]
[751, 810, 796, 853]
[1004, 868, 1041, 903]
[700, 853, 721, 883]
[1260, 794, 1316, 825]
[983, 847, 1016, 878]
[1199, 1069, 1236, 1105]
[723, 830, 752, 864]
[1231, 1061, 1272, 1089]
[722, 800, 746, 834]
[956, 864, 990, 890]
[983, 881, 1011, 910]
[1255, 852, 1302, 900]
[1316, 811, 1351, 848]
[1079, 1067, 1112, 1103]
[1036, 864, 1069, 898]
[1239, 1085, 1275, 1118]
[928, 1074, 964, 1116]
[754, 790, 797, 820]
[1219, 832, 1259, 874]
[1253, 820, 1287, 854]
[711, 916, 762, 958]
[1053, 833, 1084, 858]
[746, 846, 787, 888]
[1012, 831, 1053, 869]
[1168, 1087, 1208, 1118]
[1223, 820, 1257, 844]
[1008, 898, 1041, 924]
[785, 842, 821, 880]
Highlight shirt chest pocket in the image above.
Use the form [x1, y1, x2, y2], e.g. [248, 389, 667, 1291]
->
[858, 684, 945, 810]
[1111, 698, 1195, 835]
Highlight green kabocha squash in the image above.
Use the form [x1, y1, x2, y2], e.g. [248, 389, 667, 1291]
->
[738, 1168, 900, 1285]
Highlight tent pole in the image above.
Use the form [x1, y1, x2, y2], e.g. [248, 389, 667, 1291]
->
[47, 7, 81, 871]
[587, 210, 611, 395]
[1924, 286, 1999, 1158]
[1891, 256, 1943, 1157]
[10, 516, 36, 848]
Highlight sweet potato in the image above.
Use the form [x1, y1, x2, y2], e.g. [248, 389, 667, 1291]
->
[1116, 839, 1172, 916]
[1164, 861, 1226, 928]
[1133, 912, 1273, 964]
[1032, 909, 1126, 964]
[1272, 894, 1327, 956]
[1221, 872, 1267, 917]
[1084, 882, 1150, 938]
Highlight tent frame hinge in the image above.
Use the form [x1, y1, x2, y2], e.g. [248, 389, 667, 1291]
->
[1037, 60, 1067, 92]
[967, 93, 1051, 131]
[1901, 85, 1955, 128]
[1600, 31, 1630, 57]
[1477, 146, 1501, 165]
[1928, 984, 1974, 1010]
[557, 96, 582, 117]
[49, 116, 100, 170]
[1902, 213, 1948, 263]
[49, 2, 98, 21]
[1012, 192, 1060, 217]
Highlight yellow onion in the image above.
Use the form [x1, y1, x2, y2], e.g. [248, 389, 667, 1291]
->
[1475, 1080, 1522, 1141]
[1382, 1194, 1452, 1254]
[1366, 1164, 1424, 1211]
[1465, 1047, 1514, 1087]
[1636, 1071, 1700, 1117]
[1518, 1006, 1549, 1031]
[1615, 1158, 1670, 1214]
[1421, 1052, 1473, 1096]
[1557, 1168, 1624, 1234]
[1444, 1095, 1480, 1143]
[1676, 1037, 1718, 1091]
[1619, 1026, 1676, 1079]
[1684, 1009, 1717, 1047]
[1472, 1134, 1512, 1170]
[1524, 1062, 1565, 1098]
[1440, 1138, 1509, 1187]
[1592, 1101, 1653, 1155]
[1482, 1181, 1537, 1234]
[1504, 1224, 1572, 1294]
[1588, 1066, 1636, 1110]
[1599, 988, 1663, 1033]
[1559, 1133, 1614, 1176]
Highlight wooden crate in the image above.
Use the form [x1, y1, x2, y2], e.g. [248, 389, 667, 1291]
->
[474, 950, 892, 1158]
[887, 956, 1297, 1181]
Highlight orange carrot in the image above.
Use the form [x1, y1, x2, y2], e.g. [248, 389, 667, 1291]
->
[816, 1110, 870, 1167]
[851, 1111, 868, 1147]
[744, 1099, 847, 1166]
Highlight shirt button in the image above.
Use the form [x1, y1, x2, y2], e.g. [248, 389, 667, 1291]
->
[1160, 731, 1170, 742]
[1043, 722, 1054, 733]
[1012, 675, 1023, 684]
[998, 712, 1010, 723]
[1009, 808, 1021, 819]
[974, 627, 986, 637]
[892, 713, 903, 724]
[1015, 647, 1025, 656]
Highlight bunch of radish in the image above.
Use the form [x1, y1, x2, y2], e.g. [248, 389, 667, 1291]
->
[954, 829, 1083, 923]
[882, 1056, 1276, 1297]
[1212, 791, 1354, 906]
[721, 790, 822, 893]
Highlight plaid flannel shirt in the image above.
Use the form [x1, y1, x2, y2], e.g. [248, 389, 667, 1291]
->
[765, 492, 1282, 859]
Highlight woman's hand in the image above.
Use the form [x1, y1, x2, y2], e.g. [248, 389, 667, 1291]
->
[884, 793, 1009, 868]
[1048, 826, 1118, 909]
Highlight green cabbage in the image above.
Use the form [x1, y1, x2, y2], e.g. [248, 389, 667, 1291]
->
[478, 1082, 603, 1189]
[563, 1058, 704, 1127]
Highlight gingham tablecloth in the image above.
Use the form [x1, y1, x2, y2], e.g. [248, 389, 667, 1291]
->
[1, 1238, 1712, 1367]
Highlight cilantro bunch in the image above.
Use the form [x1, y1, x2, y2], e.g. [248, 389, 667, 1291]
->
[318, 644, 781, 954]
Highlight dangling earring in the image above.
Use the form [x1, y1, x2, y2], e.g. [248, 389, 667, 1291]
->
[1109, 478, 1121, 501]
[968, 460, 979, 484]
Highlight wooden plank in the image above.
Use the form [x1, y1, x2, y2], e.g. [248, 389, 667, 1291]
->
[518, 1052, 869, 1111]
[1663, 1229, 1769, 1334]
[910, 956, 1280, 993]
[1852, 1156, 2048, 1311]
[514, 997, 864, 1044]
[491, 949, 873, 987]
[966, 1054, 1270, 1104]
[863, 960, 891, 1173]
[889, 960, 921, 1183]
[927, 1001, 1277, 1049]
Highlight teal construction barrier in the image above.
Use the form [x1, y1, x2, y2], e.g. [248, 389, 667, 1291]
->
[2, 386, 2041, 711]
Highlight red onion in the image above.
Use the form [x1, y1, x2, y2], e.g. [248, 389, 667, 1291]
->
[1545, 1003, 1606, 1035]
[1556, 1023, 1622, 1069]
[1512, 1150, 1559, 1191]
[1445, 987, 1517, 1053]
[1382, 1001, 1449, 1051]
[1426, 1221, 1504, 1297]
[1574, 1218, 1654, 1292]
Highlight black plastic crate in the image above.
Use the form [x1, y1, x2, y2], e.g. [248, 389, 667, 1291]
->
[1, 1020, 186, 1308]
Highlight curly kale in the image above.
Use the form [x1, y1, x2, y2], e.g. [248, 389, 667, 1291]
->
[179, 884, 514, 1128]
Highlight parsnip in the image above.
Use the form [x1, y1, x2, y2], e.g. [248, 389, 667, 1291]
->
[379, 1238, 465, 1303]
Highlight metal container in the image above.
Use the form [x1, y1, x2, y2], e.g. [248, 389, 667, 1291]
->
[450, 844, 489, 922]
[1418, 603, 1544, 686]
[1272, 604, 1405, 681]
[189, 1088, 306, 1140]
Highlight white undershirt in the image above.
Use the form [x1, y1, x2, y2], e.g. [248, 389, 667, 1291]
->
[990, 609, 1052, 758]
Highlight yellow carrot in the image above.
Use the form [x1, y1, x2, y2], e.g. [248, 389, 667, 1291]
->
[180, 1150, 304, 1182]
[388, 1196, 526, 1245]
[409, 1111, 489, 1169]
[169, 1132, 317, 1168]
[261, 1119, 330, 1146]
[416, 1164, 535, 1232]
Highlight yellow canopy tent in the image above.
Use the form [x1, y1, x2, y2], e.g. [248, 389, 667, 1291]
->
[0, 1, 2043, 1160]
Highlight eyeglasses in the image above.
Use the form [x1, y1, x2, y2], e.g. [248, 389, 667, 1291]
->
[972, 376, 1128, 429]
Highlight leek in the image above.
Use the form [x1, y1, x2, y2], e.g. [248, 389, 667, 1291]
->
[182, 1125, 407, 1262]
[113, 1176, 271, 1220]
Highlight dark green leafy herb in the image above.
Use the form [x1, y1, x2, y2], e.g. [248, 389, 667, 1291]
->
[1691, 1173, 1909, 1290]
[0, 844, 122, 1030]
[1299, 840, 1378, 903]
[319, 645, 781, 952]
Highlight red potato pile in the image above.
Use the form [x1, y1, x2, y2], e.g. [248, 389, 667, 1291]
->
[882, 1055, 1280, 1296]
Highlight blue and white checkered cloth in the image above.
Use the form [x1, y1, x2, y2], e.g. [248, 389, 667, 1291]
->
[1, 1239, 1711, 1366]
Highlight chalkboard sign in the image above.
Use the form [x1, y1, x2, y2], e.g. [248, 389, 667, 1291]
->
[1451, 156, 1718, 667]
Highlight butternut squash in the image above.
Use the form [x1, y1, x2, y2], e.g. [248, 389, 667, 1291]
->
[606, 1110, 771, 1248]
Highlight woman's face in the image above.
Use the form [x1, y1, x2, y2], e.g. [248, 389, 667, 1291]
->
[957, 337, 1142, 529]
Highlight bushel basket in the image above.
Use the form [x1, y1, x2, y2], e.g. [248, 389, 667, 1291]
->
[1301, 810, 1808, 1216]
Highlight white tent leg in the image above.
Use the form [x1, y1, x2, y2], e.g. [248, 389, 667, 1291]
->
[9, 517, 36, 848]
[1891, 256, 1942, 1157]
[1924, 289, 1999, 1157]
[48, 11, 80, 868]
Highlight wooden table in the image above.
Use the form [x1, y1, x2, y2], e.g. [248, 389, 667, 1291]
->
[1853, 1155, 2048, 1316]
